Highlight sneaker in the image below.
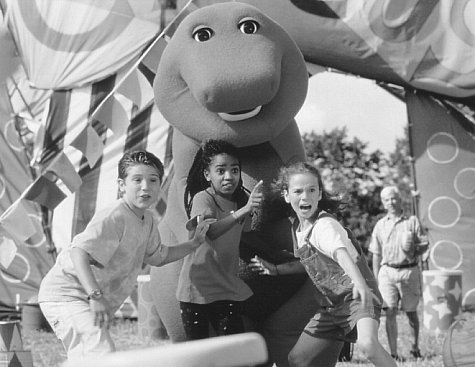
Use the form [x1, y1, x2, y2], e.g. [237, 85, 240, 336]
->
[391, 354, 406, 362]
[410, 348, 422, 359]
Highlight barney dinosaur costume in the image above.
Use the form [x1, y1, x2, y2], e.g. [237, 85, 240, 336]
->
[150, 3, 318, 365]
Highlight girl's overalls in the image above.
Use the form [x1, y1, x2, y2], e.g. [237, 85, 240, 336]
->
[292, 213, 382, 309]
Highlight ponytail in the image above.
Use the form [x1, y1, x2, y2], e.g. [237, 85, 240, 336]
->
[184, 147, 208, 218]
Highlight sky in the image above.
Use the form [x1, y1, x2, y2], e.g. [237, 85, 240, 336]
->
[295, 71, 408, 154]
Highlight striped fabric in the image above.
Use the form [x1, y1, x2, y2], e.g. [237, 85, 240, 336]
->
[37, 64, 173, 251]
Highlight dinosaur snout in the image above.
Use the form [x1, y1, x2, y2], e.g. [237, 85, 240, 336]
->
[195, 67, 280, 115]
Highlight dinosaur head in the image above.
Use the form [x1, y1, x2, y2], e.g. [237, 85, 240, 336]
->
[154, 2, 308, 147]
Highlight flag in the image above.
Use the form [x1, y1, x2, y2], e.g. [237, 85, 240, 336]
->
[0, 237, 17, 269]
[44, 152, 82, 194]
[407, 90, 475, 292]
[93, 96, 130, 135]
[71, 124, 104, 168]
[0, 200, 36, 242]
[23, 176, 67, 211]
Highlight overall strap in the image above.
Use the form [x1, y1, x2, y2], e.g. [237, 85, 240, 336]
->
[304, 211, 333, 244]
[305, 212, 363, 256]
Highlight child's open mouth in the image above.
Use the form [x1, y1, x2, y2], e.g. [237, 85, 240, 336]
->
[300, 204, 311, 211]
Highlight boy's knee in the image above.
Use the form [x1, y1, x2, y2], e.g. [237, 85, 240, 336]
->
[357, 339, 378, 360]
[288, 349, 306, 367]
[288, 349, 297, 367]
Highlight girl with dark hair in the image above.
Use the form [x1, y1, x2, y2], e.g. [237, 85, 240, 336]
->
[178, 139, 263, 340]
[250, 162, 396, 367]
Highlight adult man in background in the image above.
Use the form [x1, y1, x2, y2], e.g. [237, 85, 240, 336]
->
[369, 186, 429, 361]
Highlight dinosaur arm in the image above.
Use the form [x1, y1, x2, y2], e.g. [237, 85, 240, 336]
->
[269, 120, 306, 165]
[161, 131, 200, 243]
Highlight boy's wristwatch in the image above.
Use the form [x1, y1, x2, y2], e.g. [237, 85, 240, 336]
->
[87, 289, 103, 300]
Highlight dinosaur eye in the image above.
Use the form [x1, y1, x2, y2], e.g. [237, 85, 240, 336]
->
[192, 27, 213, 42]
[239, 19, 259, 34]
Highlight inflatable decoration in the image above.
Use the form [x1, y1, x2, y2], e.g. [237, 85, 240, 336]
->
[150, 3, 318, 366]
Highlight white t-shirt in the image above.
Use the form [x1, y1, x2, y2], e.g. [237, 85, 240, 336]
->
[39, 199, 168, 312]
[296, 214, 359, 262]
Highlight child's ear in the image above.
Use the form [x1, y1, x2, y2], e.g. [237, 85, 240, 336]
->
[203, 169, 211, 182]
[118, 178, 125, 194]
[283, 190, 290, 203]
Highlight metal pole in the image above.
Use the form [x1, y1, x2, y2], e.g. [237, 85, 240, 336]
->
[406, 90, 419, 218]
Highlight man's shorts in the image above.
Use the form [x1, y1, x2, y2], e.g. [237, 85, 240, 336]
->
[378, 265, 421, 312]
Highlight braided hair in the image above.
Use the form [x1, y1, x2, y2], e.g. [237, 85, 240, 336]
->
[184, 139, 249, 218]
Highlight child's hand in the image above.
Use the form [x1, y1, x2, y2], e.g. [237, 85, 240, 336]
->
[191, 218, 216, 245]
[352, 282, 372, 309]
[90, 298, 113, 329]
[245, 180, 264, 214]
[249, 255, 277, 276]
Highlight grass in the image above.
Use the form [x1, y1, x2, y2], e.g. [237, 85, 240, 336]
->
[21, 312, 452, 367]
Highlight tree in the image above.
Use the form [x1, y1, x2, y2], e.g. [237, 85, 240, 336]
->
[301, 126, 413, 254]
[386, 126, 415, 214]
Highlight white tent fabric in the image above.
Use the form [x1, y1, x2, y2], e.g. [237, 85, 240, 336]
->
[3, 0, 162, 89]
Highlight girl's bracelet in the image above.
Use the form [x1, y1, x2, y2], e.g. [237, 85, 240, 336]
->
[230, 211, 244, 224]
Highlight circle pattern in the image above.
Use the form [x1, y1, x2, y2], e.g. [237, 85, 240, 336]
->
[426, 132, 459, 164]
[3, 120, 23, 152]
[0, 174, 5, 199]
[461, 288, 475, 310]
[0, 253, 31, 283]
[428, 196, 461, 228]
[454, 167, 475, 199]
[430, 240, 464, 270]
[17, 1, 133, 52]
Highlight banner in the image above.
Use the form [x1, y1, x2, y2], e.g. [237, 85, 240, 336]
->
[2, 0, 162, 89]
[407, 91, 475, 292]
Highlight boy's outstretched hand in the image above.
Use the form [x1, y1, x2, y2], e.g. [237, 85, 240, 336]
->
[90, 298, 113, 329]
[191, 218, 216, 245]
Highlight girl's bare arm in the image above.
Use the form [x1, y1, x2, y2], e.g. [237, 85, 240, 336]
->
[249, 256, 305, 275]
[206, 181, 263, 240]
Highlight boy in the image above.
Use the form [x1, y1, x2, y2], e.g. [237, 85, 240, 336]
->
[39, 151, 212, 359]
